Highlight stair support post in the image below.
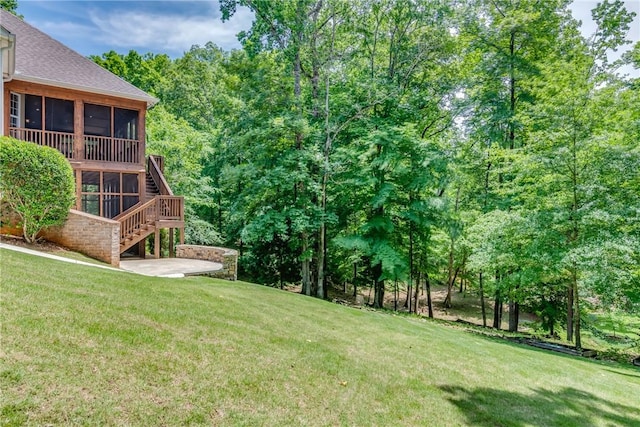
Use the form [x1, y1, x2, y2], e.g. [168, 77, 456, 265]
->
[169, 228, 174, 258]
[154, 227, 160, 259]
[137, 240, 146, 258]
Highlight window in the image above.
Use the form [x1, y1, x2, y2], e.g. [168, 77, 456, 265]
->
[81, 171, 100, 192]
[81, 171, 101, 216]
[84, 103, 111, 137]
[84, 105, 139, 140]
[80, 171, 139, 218]
[24, 94, 42, 129]
[45, 98, 74, 133]
[103, 172, 121, 218]
[9, 93, 20, 128]
[81, 195, 100, 216]
[18, 94, 74, 132]
[122, 173, 138, 193]
[114, 108, 138, 140]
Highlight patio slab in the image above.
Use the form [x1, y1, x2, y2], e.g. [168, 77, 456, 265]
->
[119, 258, 223, 278]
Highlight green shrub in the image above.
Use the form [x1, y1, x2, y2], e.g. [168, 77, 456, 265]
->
[0, 136, 75, 243]
[185, 215, 222, 246]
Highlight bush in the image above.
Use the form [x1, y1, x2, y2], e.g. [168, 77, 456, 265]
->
[185, 215, 222, 246]
[0, 137, 75, 243]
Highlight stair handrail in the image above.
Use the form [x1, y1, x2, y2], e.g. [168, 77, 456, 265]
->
[117, 196, 185, 242]
[148, 155, 173, 196]
[117, 197, 158, 243]
[112, 200, 143, 221]
[156, 195, 185, 221]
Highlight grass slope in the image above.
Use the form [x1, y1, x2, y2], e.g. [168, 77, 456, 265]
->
[1, 249, 639, 426]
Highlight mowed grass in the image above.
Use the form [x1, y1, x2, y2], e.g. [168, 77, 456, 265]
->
[1, 250, 639, 426]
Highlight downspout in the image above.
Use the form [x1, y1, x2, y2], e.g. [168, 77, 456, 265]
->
[0, 27, 16, 137]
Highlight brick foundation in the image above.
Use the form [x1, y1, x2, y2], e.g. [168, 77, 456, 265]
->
[40, 210, 120, 267]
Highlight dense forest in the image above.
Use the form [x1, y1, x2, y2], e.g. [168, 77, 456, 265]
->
[89, 0, 639, 349]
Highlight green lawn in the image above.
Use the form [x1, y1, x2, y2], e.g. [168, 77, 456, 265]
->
[1, 249, 639, 426]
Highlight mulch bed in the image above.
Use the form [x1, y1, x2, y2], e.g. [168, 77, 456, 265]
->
[1, 234, 69, 253]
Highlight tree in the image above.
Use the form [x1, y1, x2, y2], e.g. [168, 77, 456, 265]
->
[221, 0, 335, 296]
[458, 0, 572, 331]
[515, 0, 638, 348]
[0, 137, 75, 243]
[90, 50, 171, 98]
[0, 0, 19, 15]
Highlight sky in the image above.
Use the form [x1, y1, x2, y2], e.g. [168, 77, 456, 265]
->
[7, 0, 640, 77]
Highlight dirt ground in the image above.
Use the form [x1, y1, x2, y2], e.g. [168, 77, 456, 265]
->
[1, 234, 69, 253]
[292, 281, 540, 331]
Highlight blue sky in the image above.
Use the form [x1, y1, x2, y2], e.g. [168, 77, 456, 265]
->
[15, 1, 253, 56]
[11, 0, 640, 76]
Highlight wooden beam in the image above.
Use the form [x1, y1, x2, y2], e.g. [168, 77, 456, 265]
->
[169, 228, 174, 258]
[154, 228, 160, 259]
[138, 239, 146, 259]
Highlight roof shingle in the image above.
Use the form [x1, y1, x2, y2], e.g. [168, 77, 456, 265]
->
[0, 10, 157, 106]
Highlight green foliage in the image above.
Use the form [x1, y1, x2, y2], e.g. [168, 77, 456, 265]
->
[0, 0, 18, 14]
[0, 137, 75, 243]
[90, 0, 639, 330]
[184, 214, 222, 247]
[90, 50, 171, 97]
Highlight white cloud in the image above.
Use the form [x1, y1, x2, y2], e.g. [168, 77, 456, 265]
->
[88, 6, 253, 55]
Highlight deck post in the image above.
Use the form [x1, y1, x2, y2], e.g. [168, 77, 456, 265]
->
[179, 227, 185, 244]
[169, 228, 174, 258]
[137, 239, 146, 259]
[74, 99, 83, 160]
[154, 228, 160, 259]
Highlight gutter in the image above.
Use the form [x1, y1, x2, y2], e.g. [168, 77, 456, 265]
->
[12, 74, 159, 108]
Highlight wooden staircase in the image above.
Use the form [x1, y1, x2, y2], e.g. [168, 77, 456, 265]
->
[116, 155, 184, 255]
[117, 197, 158, 253]
[145, 173, 159, 201]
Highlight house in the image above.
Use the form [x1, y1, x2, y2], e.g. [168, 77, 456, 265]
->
[1, 9, 185, 266]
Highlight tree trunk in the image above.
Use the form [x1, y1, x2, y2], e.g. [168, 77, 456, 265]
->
[301, 233, 311, 295]
[353, 261, 358, 297]
[479, 272, 487, 327]
[573, 265, 581, 349]
[426, 273, 433, 318]
[444, 188, 461, 308]
[444, 236, 455, 308]
[414, 272, 420, 314]
[406, 221, 414, 311]
[566, 284, 574, 342]
[316, 221, 325, 299]
[394, 279, 398, 311]
[508, 301, 519, 332]
[493, 290, 502, 330]
[373, 263, 384, 308]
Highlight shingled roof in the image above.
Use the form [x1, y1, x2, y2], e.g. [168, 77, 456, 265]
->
[0, 10, 157, 106]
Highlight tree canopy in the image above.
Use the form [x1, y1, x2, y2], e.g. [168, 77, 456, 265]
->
[92, 0, 640, 349]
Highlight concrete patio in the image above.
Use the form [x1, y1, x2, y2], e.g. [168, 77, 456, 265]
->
[1, 242, 225, 279]
[120, 257, 223, 278]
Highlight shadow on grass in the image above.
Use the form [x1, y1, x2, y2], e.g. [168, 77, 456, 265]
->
[604, 368, 640, 379]
[438, 384, 640, 427]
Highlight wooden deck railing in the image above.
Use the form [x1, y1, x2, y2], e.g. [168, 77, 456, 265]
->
[156, 195, 184, 220]
[9, 128, 74, 159]
[84, 135, 141, 163]
[118, 198, 156, 243]
[117, 195, 184, 244]
[148, 155, 173, 195]
[9, 127, 141, 163]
